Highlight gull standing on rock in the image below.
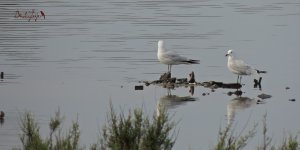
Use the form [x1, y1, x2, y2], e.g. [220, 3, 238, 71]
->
[157, 40, 200, 73]
[225, 49, 266, 83]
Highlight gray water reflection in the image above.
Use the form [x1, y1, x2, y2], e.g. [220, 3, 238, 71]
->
[157, 87, 197, 110]
[227, 96, 256, 125]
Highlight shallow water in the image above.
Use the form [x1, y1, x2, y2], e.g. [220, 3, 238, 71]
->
[0, 0, 300, 149]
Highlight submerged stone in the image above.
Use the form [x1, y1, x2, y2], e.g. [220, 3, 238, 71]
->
[257, 93, 272, 99]
[134, 85, 144, 90]
[289, 99, 296, 102]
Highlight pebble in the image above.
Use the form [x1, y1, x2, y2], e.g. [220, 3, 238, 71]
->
[0, 111, 4, 119]
[256, 99, 266, 104]
[134, 85, 143, 90]
[227, 91, 233, 96]
[289, 99, 296, 102]
[257, 93, 272, 99]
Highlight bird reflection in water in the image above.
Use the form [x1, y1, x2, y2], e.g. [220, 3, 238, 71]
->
[227, 96, 256, 125]
[157, 86, 197, 117]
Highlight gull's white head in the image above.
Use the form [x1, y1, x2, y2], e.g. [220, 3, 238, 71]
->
[225, 49, 234, 57]
[158, 40, 164, 48]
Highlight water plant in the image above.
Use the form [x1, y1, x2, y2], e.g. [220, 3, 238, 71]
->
[13, 106, 299, 150]
[13, 110, 82, 150]
[92, 102, 177, 150]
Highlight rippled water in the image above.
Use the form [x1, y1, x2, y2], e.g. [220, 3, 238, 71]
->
[1, 0, 300, 149]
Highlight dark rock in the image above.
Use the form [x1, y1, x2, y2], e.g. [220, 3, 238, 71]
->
[134, 85, 144, 90]
[144, 81, 150, 86]
[227, 91, 233, 96]
[289, 99, 296, 102]
[203, 81, 242, 89]
[227, 90, 243, 96]
[234, 90, 243, 96]
[257, 93, 272, 99]
[151, 80, 162, 84]
[159, 72, 171, 81]
[256, 99, 266, 104]
[222, 83, 242, 89]
[254, 77, 262, 90]
[0, 111, 4, 119]
[177, 78, 188, 84]
[188, 71, 196, 83]
[169, 77, 176, 83]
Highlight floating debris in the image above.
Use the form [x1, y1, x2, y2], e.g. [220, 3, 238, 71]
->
[227, 90, 243, 96]
[160, 72, 171, 81]
[134, 85, 144, 90]
[0, 72, 3, 79]
[144, 71, 199, 86]
[256, 99, 266, 104]
[177, 78, 187, 84]
[0, 111, 4, 124]
[203, 81, 242, 89]
[0, 111, 4, 119]
[289, 99, 296, 102]
[144, 81, 151, 86]
[188, 71, 196, 83]
[202, 92, 210, 96]
[254, 77, 262, 85]
[285, 86, 290, 90]
[254, 77, 262, 90]
[142, 71, 242, 91]
[257, 93, 272, 99]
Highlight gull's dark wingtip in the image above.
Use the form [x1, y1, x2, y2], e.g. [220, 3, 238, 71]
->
[256, 70, 267, 74]
[186, 59, 200, 64]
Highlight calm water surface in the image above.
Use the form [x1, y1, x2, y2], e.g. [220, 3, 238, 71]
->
[1, 0, 300, 149]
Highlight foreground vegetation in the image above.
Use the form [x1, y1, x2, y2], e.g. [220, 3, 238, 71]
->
[13, 106, 299, 150]
[215, 114, 299, 150]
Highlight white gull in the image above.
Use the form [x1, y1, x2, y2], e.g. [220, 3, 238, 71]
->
[226, 49, 266, 83]
[157, 40, 199, 72]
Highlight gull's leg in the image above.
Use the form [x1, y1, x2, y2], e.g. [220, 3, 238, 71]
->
[170, 65, 172, 73]
[236, 75, 242, 84]
[167, 88, 171, 96]
[240, 76, 242, 84]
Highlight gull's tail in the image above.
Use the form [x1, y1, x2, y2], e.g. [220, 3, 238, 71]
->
[184, 59, 200, 64]
[256, 70, 267, 74]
